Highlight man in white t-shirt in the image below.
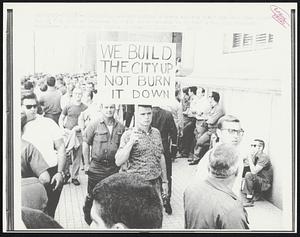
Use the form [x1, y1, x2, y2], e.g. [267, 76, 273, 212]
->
[194, 115, 245, 196]
[22, 92, 66, 218]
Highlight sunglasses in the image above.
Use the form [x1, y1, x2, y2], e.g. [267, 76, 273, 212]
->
[251, 144, 261, 148]
[25, 104, 38, 109]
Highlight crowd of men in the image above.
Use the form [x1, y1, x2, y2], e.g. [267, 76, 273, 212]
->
[20, 72, 273, 230]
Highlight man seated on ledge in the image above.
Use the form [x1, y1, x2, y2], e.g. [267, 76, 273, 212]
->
[242, 139, 273, 207]
[90, 173, 163, 229]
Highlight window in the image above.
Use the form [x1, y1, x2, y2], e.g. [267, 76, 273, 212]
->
[223, 32, 274, 54]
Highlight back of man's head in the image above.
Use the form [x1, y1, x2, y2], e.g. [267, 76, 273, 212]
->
[189, 86, 197, 95]
[208, 143, 239, 178]
[211, 91, 220, 103]
[46, 76, 56, 87]
[92, 173, 163, 229]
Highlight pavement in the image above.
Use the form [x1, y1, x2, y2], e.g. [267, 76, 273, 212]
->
[55, 157, 282, 230]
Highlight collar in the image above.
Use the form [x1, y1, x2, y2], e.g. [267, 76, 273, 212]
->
[136, 126, 153, 135]
[48, 87, 56, 91]
[205, 176, 238, 200]
[99, 117, 117, 127]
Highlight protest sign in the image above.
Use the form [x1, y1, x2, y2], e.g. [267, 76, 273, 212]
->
[96, 41, 176, 105]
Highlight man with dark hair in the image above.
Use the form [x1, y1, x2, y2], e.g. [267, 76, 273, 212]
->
[189, 91, 224, 165]
[242, 139, 273, 207]
[191, 87, 210, 161]
[184, 144, 249, 229]
[86, 81, 97, 94]
[90, 173, 163, 229]
[151, 106, 177, 214]
[22, 207, 63, 229]
[60, 82, 75, 110]
[115, 104, 168, 203]
[181, 87, 197, 158]
[39, 76, 62, 124]
[22, 92, 66, 218]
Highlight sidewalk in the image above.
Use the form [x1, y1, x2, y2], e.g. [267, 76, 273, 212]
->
[55, 158, 282, 230]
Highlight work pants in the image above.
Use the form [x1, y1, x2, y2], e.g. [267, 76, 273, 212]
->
[44, 166, 63, 218]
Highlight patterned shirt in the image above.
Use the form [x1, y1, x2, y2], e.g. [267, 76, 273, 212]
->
[118, 127, 164, 181]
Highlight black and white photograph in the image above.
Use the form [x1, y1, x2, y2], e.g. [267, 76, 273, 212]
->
[3, 2, 297, 232]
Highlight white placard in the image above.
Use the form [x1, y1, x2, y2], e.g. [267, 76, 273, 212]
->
[96, 41, 176, 105]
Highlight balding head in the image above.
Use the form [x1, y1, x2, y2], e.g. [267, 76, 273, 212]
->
[208, 143, 239, 179]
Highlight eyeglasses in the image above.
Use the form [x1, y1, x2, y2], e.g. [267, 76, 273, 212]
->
[25, 104, 38, 109]
[222, 128, 244, 136]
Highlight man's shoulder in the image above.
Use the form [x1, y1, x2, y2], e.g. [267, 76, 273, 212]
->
[88, 118, 102, 127]
[164, 109, 173, 118]
[151, 127, 161, 135]
[258, 152, 271, 164]
[115, 121, 125, 131]
[184, 178, 207, 196]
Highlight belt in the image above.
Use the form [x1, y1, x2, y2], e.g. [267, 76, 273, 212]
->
[92, 158, 115, 166]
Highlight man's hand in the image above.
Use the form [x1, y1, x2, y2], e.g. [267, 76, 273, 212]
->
[51, 172, 64, 191]
[128, 132, 139, 146]
[72, 125, 81, 132]
[170, 144, 177, 158]
[162, 182, 168, 196]
[84, 164, 89, 173]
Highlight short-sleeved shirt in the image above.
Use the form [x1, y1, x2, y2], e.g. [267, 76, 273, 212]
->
[184, 176, 249, 229]
[253, 152, 273, 183]
[118, 127, 164, 181]
[21, 140, 49, 178]
[22, 116, 64, 167]
[39, 88, 62, 115]
[60, 93, 72, 111]
[22, 177, 48, 212]
[206, 103, 225, 129]
[62, 102, 88, 130]
[83, 118, 125, 172]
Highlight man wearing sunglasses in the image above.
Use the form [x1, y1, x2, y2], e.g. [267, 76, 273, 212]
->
[22, 92, 66, 218]
[242, 139, 273, 207]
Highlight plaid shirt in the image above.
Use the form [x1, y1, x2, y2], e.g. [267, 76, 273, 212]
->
[118, 127, 164, 181]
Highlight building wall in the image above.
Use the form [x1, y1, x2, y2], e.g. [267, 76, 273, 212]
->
[180, 22, 291, 209]
[34, 30, 82, 74]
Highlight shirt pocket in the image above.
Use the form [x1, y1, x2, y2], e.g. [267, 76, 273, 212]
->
[92, 131, 108, 158]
